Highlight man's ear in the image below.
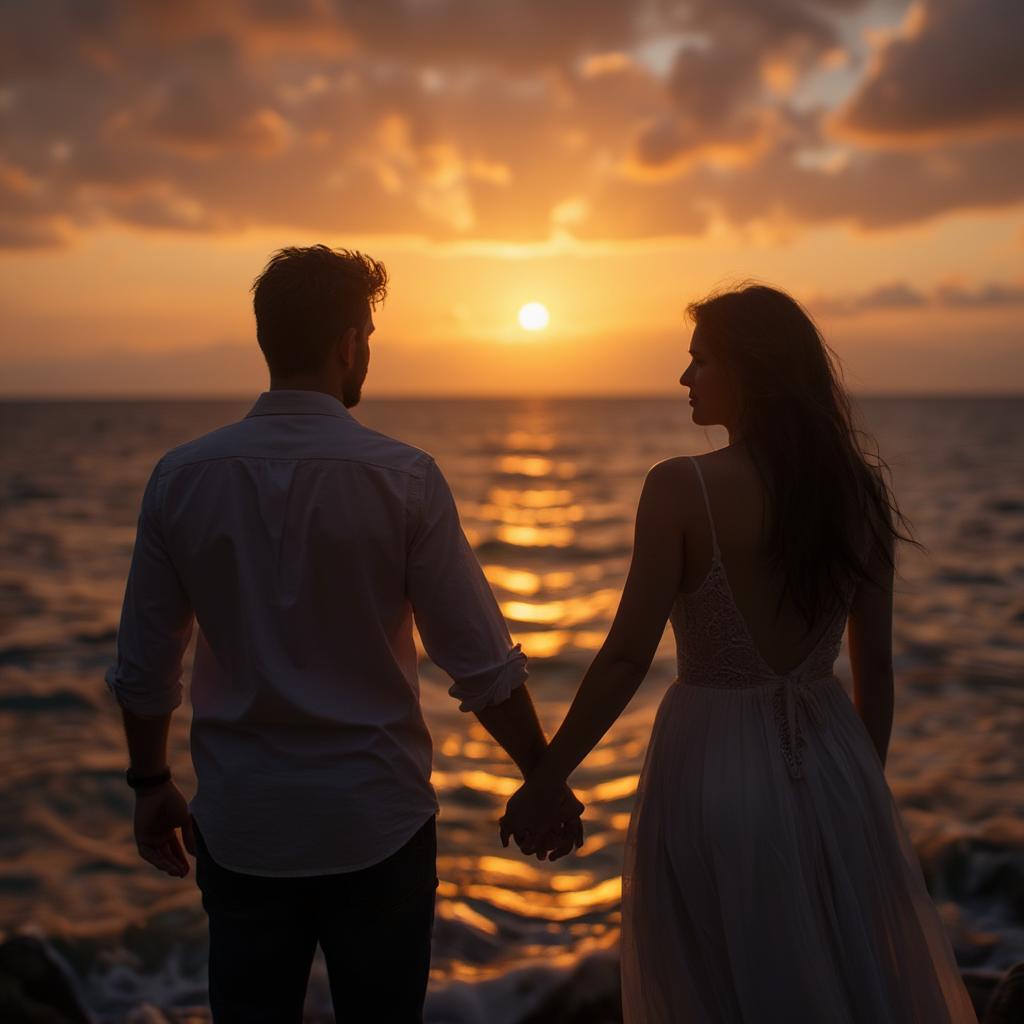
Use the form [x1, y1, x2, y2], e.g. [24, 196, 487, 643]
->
[338, 325, 358, 368]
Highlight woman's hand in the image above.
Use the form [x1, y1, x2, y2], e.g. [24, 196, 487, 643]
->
[499, 778, 584, 861]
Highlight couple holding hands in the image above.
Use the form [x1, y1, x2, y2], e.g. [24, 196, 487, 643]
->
[107, 245, 976, 1022]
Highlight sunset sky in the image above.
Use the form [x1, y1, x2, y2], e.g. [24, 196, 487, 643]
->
[2, 0, 1022, 395]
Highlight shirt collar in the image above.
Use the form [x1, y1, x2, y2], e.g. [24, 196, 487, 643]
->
[245, 389, 355, 421]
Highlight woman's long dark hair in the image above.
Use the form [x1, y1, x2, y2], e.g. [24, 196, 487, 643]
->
[687, 282, 916, 629]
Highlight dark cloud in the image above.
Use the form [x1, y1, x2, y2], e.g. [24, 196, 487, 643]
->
[935, 281, 1024, 309]
[334, 0, 642, 72]
[583, 124, 1024, 238]
[838, 0, 1024, 143]
[812, 278, 1024, 316]
[0, 0, 1021, 248]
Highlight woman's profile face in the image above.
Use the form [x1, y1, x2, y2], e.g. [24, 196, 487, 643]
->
[679, 323, 739, 429]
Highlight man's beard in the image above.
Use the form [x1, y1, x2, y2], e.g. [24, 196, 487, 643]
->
[342, 369, 366, 408]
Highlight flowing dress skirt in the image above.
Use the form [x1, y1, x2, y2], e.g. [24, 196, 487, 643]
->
[620, 677, 978, 1023]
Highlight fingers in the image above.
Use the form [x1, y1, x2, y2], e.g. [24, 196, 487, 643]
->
[561, 790, 585, 819]
[545, 835, 575, 861]
[138, 838, 189, 878]
[572, 816, 585, 849]
[136, 829, 190, 877]
[520, 825, 566, 861]
[182, 817, 197, 857]
[544, 818, 584, 861]
[518, 829, 538, 856]
[524, 816, 585, 861]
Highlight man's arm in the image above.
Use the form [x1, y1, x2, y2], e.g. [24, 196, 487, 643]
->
[121, 707, 194, 877]
[122, 706, 173, 776]
[473, 685, 547, 778]
[107, 461, 196, 876]
[406, 458, 583, 856]
[475, 686, 583, 860]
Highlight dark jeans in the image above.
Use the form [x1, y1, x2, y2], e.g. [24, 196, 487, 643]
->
[194, 815, 438, 1024]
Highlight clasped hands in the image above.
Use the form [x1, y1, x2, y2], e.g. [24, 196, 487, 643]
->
[499, 776, 585, 861]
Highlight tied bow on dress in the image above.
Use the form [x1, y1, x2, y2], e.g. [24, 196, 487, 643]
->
[773, 674, 831, 781]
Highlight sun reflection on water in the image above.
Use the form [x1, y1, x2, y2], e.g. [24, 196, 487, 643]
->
[477, 502, 584, 526]
[459, 878, 622, 920]
[503, 431, 557, 451]
[483, 565, 576, 595]
[488, 487, 575, 507]
[495, 524, 575, 547]
[497, 455, 576, 479]
[436, 899, 499, 935]
[500, 588, 619, 627]
[579, 774, 640, 803]
[423, 414, 649, 986]
[497, 455, 553, 477]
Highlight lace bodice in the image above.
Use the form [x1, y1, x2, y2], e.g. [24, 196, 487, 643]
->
[671, 457, 852, 779]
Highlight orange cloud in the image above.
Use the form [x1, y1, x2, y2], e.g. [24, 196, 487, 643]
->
[0, 0, 1022, 250]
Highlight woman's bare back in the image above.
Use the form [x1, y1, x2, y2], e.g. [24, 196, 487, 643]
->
[675, 446, 842, 676]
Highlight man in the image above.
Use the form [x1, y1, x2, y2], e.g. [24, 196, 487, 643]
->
[105, 245, 583, 1023]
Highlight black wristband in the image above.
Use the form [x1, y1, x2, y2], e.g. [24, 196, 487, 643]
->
[126, 767, 172, 790]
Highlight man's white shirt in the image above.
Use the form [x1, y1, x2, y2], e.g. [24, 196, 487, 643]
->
[106, 390, 527, 876]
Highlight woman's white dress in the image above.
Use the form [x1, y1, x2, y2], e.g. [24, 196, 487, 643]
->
[620, 457, 977, 1022]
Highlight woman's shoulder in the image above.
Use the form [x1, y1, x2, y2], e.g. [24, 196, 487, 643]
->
[644, 455, 696, 487]
[641, 456, 706, 523]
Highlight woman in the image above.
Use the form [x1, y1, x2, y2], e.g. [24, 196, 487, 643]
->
[500, 284, 977, 1021]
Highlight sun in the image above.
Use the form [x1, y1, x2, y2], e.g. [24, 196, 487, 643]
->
[517, 302, 550, 331]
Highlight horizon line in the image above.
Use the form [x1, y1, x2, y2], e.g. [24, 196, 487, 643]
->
[2, 390, 1023, 402]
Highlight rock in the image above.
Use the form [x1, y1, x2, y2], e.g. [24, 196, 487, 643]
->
[519, 950, 622, 1024]
[0, 935, 91, 1023]
[938, 903, 1002, 966]
[961, 969, 1004, 1020]
[982, 961, 1024, 1024]
[917, 830, 1024, 921]
[125, 1006, 170, 1024]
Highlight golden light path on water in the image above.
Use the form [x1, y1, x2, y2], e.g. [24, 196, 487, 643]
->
[420, 420, 663, 986]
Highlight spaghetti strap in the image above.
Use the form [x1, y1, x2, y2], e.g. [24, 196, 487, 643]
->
[688, 456, 720, 557]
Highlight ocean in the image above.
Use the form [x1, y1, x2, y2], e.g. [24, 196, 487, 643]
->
[1, 396, 1022, 1022]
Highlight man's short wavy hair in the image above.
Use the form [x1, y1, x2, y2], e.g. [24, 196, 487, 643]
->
[252, 245, 388, 377]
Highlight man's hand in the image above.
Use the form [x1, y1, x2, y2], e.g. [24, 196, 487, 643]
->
[499, 780, 585, 861]
[133, 781, 195, 878]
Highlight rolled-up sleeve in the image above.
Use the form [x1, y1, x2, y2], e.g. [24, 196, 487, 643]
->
[105, 460, 194, 717]
[407, 458, 528, 712]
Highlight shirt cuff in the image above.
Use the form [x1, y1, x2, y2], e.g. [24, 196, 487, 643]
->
[447, 643, 529, 713]
[105, 663, 183, 718]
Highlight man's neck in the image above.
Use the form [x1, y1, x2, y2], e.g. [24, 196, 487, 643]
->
[268, 377, 342, 402]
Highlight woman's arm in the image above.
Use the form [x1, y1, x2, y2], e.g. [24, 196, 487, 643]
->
[500, 460, 687, 847]
[847, 532, 895, 769]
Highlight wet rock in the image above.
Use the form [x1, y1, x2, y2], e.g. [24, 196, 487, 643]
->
[982, 961, 1024, 1024]
[938, 903, 1002, 966]
[961, 969, 1003, 1019]
[0, 935, 91, 1023]
[519, 950, 621, 1024]
[916, 825, 1024, 921]
[125, 1006, 170, 1024]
